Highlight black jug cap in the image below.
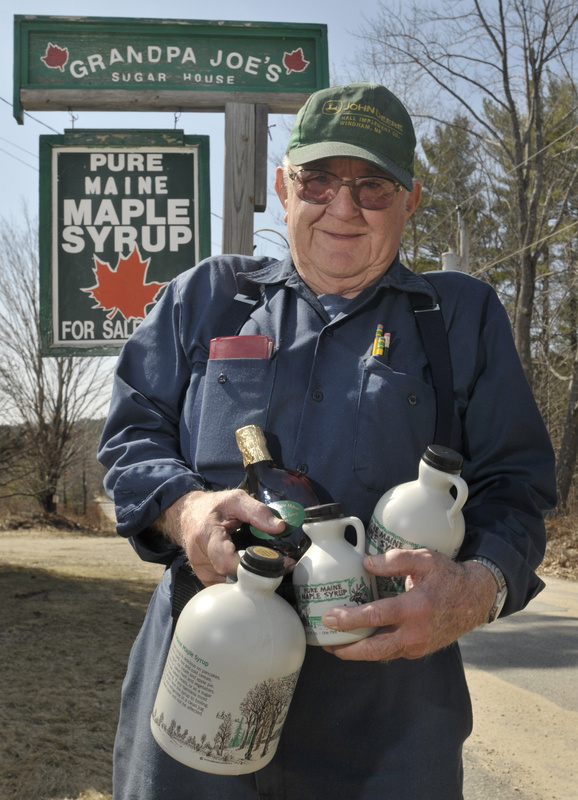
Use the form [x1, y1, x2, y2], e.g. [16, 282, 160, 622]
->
[241, 545, 285, 577]
[422, 444, 463, 474]
[303, 503, 344, 522]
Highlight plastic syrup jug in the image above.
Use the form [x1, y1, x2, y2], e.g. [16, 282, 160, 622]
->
[366, 445, 468, 598]
[151, 546, 306, 775]
[292, 503, 378, 645]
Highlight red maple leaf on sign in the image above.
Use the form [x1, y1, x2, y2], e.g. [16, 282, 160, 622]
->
[81, 246, 168, 321]
[283, 48, 310, 75]
[40, 43, 69, 72]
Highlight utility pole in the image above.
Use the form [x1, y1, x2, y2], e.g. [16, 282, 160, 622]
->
[442, 205, 469, 272]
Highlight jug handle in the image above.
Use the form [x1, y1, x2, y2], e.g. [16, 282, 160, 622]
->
[447, 475, 468, 522]
[344, 517, 366, 558]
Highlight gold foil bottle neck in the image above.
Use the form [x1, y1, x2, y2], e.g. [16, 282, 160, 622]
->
[235, 425, 272, 467]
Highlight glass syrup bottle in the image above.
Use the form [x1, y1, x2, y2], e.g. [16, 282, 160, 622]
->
[234, 424, 319, 559]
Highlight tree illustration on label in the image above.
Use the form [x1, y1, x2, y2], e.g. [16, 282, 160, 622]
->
[151, 671, 299, 766]
[81, 245, 168, 321]
[41, 43, 69, 72]
[283, 48, 310, 75]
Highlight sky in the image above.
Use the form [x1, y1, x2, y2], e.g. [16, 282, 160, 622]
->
[0, 0, 385, 260]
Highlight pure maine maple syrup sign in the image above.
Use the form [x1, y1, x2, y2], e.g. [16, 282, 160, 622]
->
[39, 130, 210, 355]
[13, 16, 329, 121]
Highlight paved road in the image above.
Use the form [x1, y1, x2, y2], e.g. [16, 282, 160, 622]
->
[460, 576, 578, 799]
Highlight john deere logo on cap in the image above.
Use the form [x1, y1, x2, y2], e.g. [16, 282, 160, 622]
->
[322, 100, 343, 115]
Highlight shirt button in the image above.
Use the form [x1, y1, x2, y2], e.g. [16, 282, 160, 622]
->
[407, 394, 418, 405]
[325, 328, 334, 337]
[297, 463, 309, 475]
[312, 390, 324, 402]
[218, 373, 227, 384]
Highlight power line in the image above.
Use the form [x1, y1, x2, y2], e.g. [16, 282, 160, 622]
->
[0, 135, 38, 160]
[0, 96, 62, 134]
[0, 97, 57, 172]
[460, 121, 578, 211]
[0, 146, 38, 171]
[472, 219, 578, 277]
[415, 122, 578, 262]
[211, 211, 288, 249]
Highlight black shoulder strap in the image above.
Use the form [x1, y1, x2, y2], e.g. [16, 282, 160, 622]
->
[172, 561, 204, 634]
[409, 285, 455, 446]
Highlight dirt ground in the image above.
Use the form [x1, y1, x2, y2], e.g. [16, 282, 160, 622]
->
[0, 519, 576, 800]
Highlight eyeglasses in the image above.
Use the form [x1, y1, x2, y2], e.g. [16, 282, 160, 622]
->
[288, 168, 402, 210]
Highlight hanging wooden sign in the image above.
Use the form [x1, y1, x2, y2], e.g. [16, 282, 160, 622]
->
[14, 15, 329, 122]
[39, 129, 210, 355]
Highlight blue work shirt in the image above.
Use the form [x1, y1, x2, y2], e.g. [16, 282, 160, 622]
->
[98, 253, 556, 800]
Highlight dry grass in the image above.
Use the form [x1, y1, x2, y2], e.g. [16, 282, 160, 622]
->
[0, 530, 161, 800]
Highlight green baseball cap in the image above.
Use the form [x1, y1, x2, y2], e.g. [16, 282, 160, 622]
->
[286, 82, 416, 191]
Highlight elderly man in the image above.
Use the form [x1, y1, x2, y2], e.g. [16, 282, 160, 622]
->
[99, 82, 556, 800]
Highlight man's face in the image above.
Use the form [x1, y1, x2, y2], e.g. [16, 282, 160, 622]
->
[275, 157, 421, 298]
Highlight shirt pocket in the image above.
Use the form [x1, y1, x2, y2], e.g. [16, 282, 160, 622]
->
[352, 356, 436, 493]
[194, 357, 277, 481]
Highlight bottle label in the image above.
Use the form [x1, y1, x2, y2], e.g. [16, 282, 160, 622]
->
[366, 515, 462, 597]
[293, 576, 375, 638]
[250, 500, 304, 538]
[151, 632, 301, 771]
[365, 515, 423, 597]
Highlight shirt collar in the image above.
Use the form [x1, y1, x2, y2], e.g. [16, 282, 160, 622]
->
[237, 252, 437, 304]
[236, 254, 295, 287]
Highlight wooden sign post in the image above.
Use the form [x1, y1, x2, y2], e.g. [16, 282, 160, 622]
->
[223, 102, 271, 255]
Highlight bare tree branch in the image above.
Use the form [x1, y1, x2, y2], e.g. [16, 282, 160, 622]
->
[0, 209, 113, 512]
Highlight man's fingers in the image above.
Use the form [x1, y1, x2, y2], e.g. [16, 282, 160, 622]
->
[324, 626, 404, 662]
[364, 548, 434, 576]
[179, 489, 286, 586]
[205, 489, 286, 535]
[322, 596, 401, 632]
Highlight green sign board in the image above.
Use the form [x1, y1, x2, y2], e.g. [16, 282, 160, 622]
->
[14, 15, 329, 122]
[39, 129, 210, 356]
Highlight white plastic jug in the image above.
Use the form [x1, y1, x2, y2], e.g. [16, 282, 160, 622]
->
[151, 546, 306, 774]
[366, 445, 468, 598]
[292, 503, 378, 645]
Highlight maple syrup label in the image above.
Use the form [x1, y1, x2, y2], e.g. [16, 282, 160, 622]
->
[250, 501, 305, 538]
[151, 631, 301, 772]
[294, 575, 375, 639]
[159, 635, 218, 717]
[365, 515, 422, 597]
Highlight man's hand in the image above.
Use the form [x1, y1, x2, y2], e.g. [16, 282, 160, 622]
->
[321, 549, 497, 661]
[157, 489, 285, 586]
